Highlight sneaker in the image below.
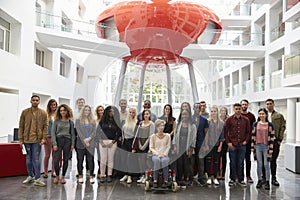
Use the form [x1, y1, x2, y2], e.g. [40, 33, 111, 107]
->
[272, 178, 280, 186]
[247, 176, 254, 183]
[78, 177, 84, 183]
[264, 181, 270, 190]
[107, 176, 112, 183]
[239, 181, 247, 188]
[180, 182, 186, 189]
[161, 182, 167, 188]
[127, 176, 132, 184]
[120, 175, 128, 182]
[207, 178, 212, 185]
[33, 178, 46, 187]
[256, 180, 263, 188]
[137, 175, 145, 184]
[100, 176, 106, 183]
[229, 180, 235, 186]
[213, 178, 219, 185]
[23, 176, 34, 184]
[90, 177, 95, 184]
[141, 177, 146, 184]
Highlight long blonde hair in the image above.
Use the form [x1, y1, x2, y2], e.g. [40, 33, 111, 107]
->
[78, 105, 96, 124]
[208, 105, 223, 131]
[123, 107, 137, 131]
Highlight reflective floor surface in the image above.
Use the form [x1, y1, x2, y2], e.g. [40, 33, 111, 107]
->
[1, 151, 300, 200]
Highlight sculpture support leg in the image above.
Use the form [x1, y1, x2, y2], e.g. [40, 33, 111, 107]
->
[114, 60, 128, 106]
[137, 64, 147, 113]
[188, 63, 199, 104]
[165, 61, 172, 105]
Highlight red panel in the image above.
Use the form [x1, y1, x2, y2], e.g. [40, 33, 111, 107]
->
[0, 143, 27, 177]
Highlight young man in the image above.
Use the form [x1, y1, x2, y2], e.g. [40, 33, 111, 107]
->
[224, 103, 251, 187]
[137, 100, 157, 123]
[18, 95, 48, 186]
[265, 99, 286, 186]
[200, 101, 209, 119]
[119, 99, 128, 126]
[240, 99, 256, 183]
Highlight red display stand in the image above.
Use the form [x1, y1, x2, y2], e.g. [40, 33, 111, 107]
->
[0, 143, 27, 177]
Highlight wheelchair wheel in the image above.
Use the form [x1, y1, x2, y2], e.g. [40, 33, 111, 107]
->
[145, 181, 151, 191]
[172, 182, 178, 192]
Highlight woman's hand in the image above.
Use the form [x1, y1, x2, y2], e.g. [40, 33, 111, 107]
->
[70, 145, 74, 151]
[53, 145, 58, 151]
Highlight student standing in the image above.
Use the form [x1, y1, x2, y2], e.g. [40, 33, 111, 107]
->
[75, 105, 96, 184]
[251, 108, 275, 190]
[52, 104, 76, 184]
[19, 95, 48, 186]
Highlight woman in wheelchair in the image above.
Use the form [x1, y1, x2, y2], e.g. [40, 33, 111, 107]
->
[149, 119, 171, 188]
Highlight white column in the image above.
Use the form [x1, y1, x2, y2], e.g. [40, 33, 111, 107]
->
[286, 98, 297, 143]
[296, 102, 300, 143]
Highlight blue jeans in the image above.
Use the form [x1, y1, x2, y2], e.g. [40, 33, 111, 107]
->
[229, 144, 246, 182]
[24, 143, 42, 179]
[256, 143, 270, 181]
[152, 156, 169, 181]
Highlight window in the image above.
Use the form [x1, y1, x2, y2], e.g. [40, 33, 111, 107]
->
[35, 49, 45, 67]
[0, 17, 10, 52]
[60, 57, 66, 76]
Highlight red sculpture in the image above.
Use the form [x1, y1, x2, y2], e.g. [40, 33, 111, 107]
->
[96, 0, 222, 65]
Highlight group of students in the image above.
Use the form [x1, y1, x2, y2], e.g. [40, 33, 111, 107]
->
[18, 95, 286, 191]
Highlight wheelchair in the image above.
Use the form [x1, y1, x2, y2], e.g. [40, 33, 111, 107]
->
[144, 162, 178, 192]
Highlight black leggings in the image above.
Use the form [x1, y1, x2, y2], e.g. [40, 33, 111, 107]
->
[54, 137, 71, 176]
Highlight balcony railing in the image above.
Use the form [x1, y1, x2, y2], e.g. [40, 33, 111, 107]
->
[225, 86, 230, 98]
[254, 75, 265, 92]
[35, 11, 265, 47]
[284, 54, 300, 78]
[232, 83, 239, 96]
[35, 11, 97, 38]
[270, 70, 282, 89]
[270, 23, 285, 42]
[242, 80, 251, 94]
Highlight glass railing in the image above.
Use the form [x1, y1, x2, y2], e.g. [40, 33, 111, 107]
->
[270, 23, 285, 42]
[35, 11, 98, 38]
[35, 11, 265, 47]
[284, 54, 300, 78]
[225, 86, 230, 98]
[270, 70, 282, 89]
[254, 75, 265, 92]
[232, 83, 239, 96]
[242, 80, 251, 94]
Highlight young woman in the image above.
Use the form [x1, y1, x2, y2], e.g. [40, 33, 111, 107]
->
[119, 107, 137, 184]
[95, 105, 104, 179]
[203, 106, 224, 185]
[218, 106, 229, 180]
[173, 109, 196, 189]
[149, 119, 171, 188]
[97, 106, 122, 183]
[251, 108, 275, 190]
[43, 99, 58, 178]
[132, 109, 155, 183]
[159, 104, 176, 140]
[75, 105, 97, 184]
[52, 104, 75, 184]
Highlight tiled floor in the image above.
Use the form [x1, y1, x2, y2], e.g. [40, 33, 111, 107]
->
[1, 150, 300, 200]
